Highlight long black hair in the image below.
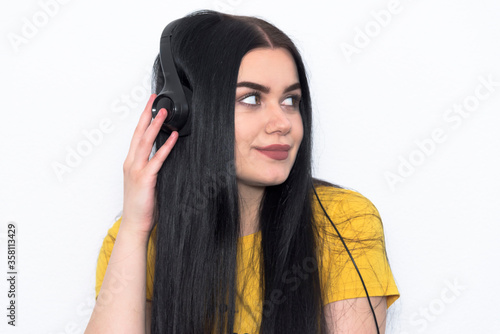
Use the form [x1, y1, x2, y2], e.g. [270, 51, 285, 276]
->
[150, 9, 340, 333]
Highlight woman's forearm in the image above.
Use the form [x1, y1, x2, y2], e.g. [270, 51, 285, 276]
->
[85, 221, 150, 333]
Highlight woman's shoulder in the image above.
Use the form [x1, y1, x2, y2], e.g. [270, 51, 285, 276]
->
[311, 181, 383, 237]
[311, 181, 380, 218]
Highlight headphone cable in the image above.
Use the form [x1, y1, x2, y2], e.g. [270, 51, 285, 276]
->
[311, 182, 380, 334]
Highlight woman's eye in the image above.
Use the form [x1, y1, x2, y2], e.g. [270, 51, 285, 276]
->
[283, 95, 301, 108]
[241, 94, 260, 105]
[282, 96, 294, 106]
[239, 93, 301, 108]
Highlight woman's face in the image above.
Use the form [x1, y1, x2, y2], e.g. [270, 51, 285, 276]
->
[234, 47, 304, 189]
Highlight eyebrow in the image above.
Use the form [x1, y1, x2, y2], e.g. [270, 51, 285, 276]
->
[236, 81, 301, 94]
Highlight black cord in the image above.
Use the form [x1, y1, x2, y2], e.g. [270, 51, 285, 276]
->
[311, 182, 380, 334]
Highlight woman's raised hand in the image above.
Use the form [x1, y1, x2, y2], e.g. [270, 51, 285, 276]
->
[121, 94, 178, 236]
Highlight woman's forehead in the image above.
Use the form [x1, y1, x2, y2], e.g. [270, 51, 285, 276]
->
[237, 48, 299, 87]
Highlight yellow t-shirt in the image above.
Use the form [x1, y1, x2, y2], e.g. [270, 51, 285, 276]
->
[95, 186, 400, 332]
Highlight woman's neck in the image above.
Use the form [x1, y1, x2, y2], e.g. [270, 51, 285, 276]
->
[237, 183, 264, 237]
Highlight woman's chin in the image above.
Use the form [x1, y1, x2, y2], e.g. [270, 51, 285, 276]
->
[240, 174, 290, 188]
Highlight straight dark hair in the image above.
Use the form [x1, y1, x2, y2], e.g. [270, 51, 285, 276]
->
[150, 9, 342, 333]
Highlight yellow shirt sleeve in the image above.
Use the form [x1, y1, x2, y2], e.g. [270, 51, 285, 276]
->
[94, 217, 156, 301]
[95, 217, 121, 300]
[313, 187, 400, 308]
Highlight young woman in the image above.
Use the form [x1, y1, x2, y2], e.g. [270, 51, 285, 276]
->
[85, 9, 399, 334]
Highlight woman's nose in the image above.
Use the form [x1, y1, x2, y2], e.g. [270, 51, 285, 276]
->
[265, 103, 292, 135]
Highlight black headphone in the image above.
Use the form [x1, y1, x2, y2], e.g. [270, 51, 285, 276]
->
[151, 19, 192, 136]
[151, 19, 380, 334]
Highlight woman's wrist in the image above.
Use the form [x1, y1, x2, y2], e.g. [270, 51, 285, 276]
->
[117, 218, 152, 245]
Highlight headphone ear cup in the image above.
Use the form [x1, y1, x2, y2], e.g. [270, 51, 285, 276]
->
[177, 85, 192, 136]
[151, 86, 191, 135]
[182, 85, 193, 111]
[152, 94, 174, 120]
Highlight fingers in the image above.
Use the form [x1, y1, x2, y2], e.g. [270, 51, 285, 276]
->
[126, 94, 158, 162]
[144, 130, 179, 175]
[134, 107, 169, 164]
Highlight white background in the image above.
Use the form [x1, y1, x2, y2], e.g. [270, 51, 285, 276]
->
[1, 0, 499, 333]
